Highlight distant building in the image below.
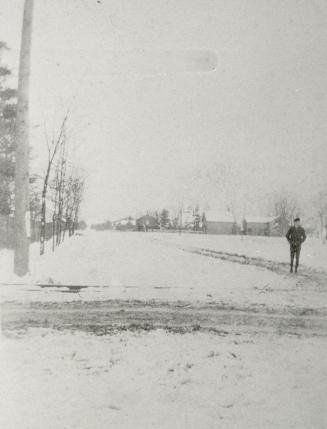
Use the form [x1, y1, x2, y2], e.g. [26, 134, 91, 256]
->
[113, 217, 136, 231]
[244, 216, 282, 236]
[205, 211, 238, 235]
[136, 214, 159, 231]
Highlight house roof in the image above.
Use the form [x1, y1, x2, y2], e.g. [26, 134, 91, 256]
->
[120, 218, 136, 226]
[114, 217, 135, 225]
[205, 211, 236, 223]
[245, 216, 279, 224]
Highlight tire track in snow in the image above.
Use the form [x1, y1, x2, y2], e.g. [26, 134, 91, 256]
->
[181, 246, 327, 290]
[2, 300, 327, 337]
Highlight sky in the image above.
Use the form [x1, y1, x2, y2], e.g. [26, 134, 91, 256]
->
[0, 0, 327, 222]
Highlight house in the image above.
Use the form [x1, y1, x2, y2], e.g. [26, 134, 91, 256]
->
[205, 211, 238, 235]
[136, 214, 159, 231]
[244, 216, 283, 236]
[113, 217, 136, 231]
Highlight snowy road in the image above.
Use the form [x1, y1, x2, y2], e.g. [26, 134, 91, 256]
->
[2, 230, 327, 336]
[1, 230, 327, 311]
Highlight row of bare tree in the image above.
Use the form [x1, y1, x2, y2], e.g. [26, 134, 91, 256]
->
[269, 190, 327, 240]
[39, 113, 84, 255]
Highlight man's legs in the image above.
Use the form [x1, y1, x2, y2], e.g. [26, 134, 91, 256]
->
[290, 246, 295, 272]
[295, 246, 301, 272]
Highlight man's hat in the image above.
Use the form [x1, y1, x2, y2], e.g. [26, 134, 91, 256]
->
[294, 217, 300, 222]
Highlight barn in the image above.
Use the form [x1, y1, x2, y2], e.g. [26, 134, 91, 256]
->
[244, 216, 282, 236]
[205, 211, 238, 235]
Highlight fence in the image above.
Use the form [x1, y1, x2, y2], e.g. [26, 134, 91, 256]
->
[0, 215, 61, 249]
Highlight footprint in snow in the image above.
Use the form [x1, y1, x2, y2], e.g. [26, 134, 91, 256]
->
[107, 404, 120, 411]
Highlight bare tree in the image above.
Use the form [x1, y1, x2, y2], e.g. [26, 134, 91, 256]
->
[62, 174, 73, 240]
[313, 191, 327, 242]
[71, 175, 84, 235]
[271, 192, 300, 235]
[40, 113, 68, 255]
[51, 169, 59, 252]
[62, 170, 84, 237]
[54, 138, 67, 246]
[29, 174, 41, 242]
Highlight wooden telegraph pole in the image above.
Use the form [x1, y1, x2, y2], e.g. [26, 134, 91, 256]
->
[14, 0, 34, 276]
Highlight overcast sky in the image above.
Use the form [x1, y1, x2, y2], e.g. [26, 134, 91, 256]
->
[1, 0, 327, 222]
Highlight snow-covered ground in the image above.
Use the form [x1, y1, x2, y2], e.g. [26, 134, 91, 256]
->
[1, 328, 326, 429]
[1, 230, 326, 309]
[150, 232, 327, 272]
[1, 232, 326, 429]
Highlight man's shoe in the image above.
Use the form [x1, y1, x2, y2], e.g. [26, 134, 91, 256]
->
[290, 267, 293, 273]
[295, 267, 298, 273]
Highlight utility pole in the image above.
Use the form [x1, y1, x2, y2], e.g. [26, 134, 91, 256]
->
[14, 0, 34, 276]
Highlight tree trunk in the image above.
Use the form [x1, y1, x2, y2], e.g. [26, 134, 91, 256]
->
[14, 0, 34, 275]
[40, 189, 46, 255]
[319, 212, 325, 242]
[52, 212, 56, 252]
[63, 213, 69, 241]
[5, 216, 10, 248]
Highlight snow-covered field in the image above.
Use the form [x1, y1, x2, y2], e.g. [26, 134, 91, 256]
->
[1, 328, 326, 429]
[1, 231, 327, 429]
[150, 231, 327, 272]
[1, 230, 326, 310]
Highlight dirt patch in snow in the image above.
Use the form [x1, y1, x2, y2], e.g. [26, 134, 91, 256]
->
[2, 299, 327, 337]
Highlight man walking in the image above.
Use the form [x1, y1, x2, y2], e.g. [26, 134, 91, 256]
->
[286, 217, 306, 273]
